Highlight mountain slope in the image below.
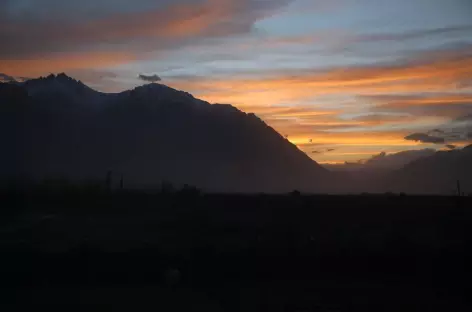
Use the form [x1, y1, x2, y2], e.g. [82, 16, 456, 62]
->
[0, 74, 327, 193]
[384, 145, 472, 195]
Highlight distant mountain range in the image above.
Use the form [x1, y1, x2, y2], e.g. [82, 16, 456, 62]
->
[1, 73, 471, 194]
[385, 145, 472, 195]
[0, 74, 328, 193]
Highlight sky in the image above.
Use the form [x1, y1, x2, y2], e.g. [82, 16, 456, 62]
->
[1, 0, 472, 164]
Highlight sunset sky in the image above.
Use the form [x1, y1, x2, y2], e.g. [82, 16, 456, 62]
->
[1, 0, 472, 164]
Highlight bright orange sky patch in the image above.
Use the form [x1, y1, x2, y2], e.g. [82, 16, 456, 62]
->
[1, 52, 136, 77]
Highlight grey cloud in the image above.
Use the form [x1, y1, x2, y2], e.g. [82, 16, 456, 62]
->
[331, 25, 472, 59]
[414, 113, 472, 144]
[352, 113, 410, 122]
[163, 74, 206, 82]
[393, 104, 472, 118]
[446, 144, 456, 149]
[366, 93, 472, 118]
[138, 74, 162, 83]
[357, 24, 472, 43]
[146, 43, 472, 95]
[455, 114, 472, 122]
[404, 133, 445, 144]
[312, 148, 335, 154]
[1, 0, 174, 21]
[457, 80, 472, 88]
[0, 0, 293, 58]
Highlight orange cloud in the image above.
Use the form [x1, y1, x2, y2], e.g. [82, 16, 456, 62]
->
[370, 94, 472, 107]
[349, 114, 415, 126]
[1, 52, 136, 77]
[296, 132, 428, 164]
[164, 47, 472, 164]
[252, 112, 417, 145]
[86, 0, 240, 41]
[216, 102, 444, 157]
[289, 132, 419, 147]
[1, 0, 290, 78]
[168, 49, 472, 107]
[240, 108, 437, 162]
[236, 105, 338, 118]
[1, 0, 284, 60]
[367, 93, 472, 118]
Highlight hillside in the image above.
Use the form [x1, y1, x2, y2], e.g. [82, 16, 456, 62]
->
[384, 145, 472, 195]
[0, 74, 328, 193]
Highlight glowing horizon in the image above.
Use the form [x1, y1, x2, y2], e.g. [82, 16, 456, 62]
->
[1, 0, 471, 164]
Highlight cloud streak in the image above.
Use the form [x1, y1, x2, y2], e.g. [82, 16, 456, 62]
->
[367, 93, 472, 117]
[0, 0, 291, 59]
[168, 45, 472, 106]
[164, 45, 472, 157]
[1, 52, 136, 76]
[2, 0, 471, 164]
[138, 74, 162, 83]
[404, 133, 445, 144]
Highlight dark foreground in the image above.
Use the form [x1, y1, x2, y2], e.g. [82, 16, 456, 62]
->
[1, 190, 472, 311]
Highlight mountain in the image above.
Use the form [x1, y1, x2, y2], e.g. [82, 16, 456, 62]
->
[384, 145, 472, 195]
[6, 73, 470, 194]
[0, 74, 328, 193]
[0, 73, 30, 83]
[324, 146, 472, 195]
[20, 73, 109, 109]
[323, 149, 437, 172]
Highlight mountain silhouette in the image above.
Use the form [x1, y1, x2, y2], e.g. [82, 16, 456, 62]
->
[0, 74, 328, 193]
[384, 145, 472, 194]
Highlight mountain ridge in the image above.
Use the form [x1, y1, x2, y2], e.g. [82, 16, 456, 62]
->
[385, 145, 472, 195]
[0, 73, 328, 193]
[2, 73, 471, 194]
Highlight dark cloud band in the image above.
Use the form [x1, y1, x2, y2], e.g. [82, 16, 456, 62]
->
[404, 133, 445, 144]
[138, 74, 161, 82]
